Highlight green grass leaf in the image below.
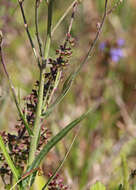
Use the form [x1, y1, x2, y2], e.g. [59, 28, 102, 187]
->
[41, 71, 75, 118]
[121, 153, 129, 190]
[90, 181, 106, 190]
[23, 100, 102, 187]
[0, 135, 20, 181]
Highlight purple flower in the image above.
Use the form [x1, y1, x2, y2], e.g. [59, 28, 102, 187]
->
[117, 39, 125, 47]
[110, 48, 124, 62]
[99, 42, 106, 51]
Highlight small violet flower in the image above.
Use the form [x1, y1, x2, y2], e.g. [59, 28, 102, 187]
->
[110, 48, 124, 62]
[99, 39, 125, 62]
[99, 42, 106, 51]
[117, 38, 125, 47]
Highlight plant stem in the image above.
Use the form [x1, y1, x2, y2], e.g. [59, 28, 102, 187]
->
[0, 135, 20, 181]
[44, 0, 53, 58]
[27, 99, 103, 172]
[18, 0, 38, 61]
[28, 69, 45, 165]
[28, 0, 53, 166]
[51, 0, 77, 36]
[35, 0, 43, 57]
[0, 35, 33, 136]
[122, 153, 130, 190]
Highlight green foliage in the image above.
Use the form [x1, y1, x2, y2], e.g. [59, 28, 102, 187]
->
[121, 153, 130, 190]
[0, 0, 136, 190]
[24, 102, 101, 187]
[90, 181, 106, 190]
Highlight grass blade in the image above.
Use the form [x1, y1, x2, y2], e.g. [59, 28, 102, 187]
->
[51, 0, 77, 36]
[22, 100, 102, 187]
[0, 135, 20, 181]
[121, 153, 130, 190]
[27, 100, 102, 174]
[41, 71, 75, 118]
[90, 181, 106, 190]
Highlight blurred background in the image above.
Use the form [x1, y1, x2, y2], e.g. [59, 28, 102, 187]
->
[0, 0, 136, 189]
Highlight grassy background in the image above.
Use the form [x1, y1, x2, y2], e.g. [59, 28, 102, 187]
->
[0, 0, 136, 189]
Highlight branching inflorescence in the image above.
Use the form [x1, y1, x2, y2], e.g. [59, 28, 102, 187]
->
[0, 1, 77, 188]
[0, 0, 123, 189]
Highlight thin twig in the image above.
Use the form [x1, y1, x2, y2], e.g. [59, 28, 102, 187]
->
[51, 0, 77, 36]
[64, 1, 78, 48]
[0, 32, 33, 136]
[74, 0, 108, 75]
[35, 0, 43, 57]
[18, 0, 39, 61]
[114, 84, 135, 136]
[43, 0, 54, 58]
[107, 0, 123, 15]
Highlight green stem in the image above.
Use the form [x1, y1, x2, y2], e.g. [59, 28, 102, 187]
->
[28, 69, 45, 165]
[51, 0, 77, 36]
[11, 86, 33, 136]
[47, 69, 62, 106]
[0, 135, 20, 181]
[18, 0, 38, 60]
[44, 0, 53, 58]
[28, 0, 53, 166]
[122, 153, 129, 190]
[35, 0, 43, 57]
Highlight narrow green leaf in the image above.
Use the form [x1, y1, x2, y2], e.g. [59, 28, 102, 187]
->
[90, 181, 106, 190]
[118, 184, 123, 190]
[27, 100, 102, 174]
[51, 0, 77, 36]
[41, 69, 78, 118]
[121, 153, 129, 190]
[0, 135, 20, 181]
[21, 102, 103, 189]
